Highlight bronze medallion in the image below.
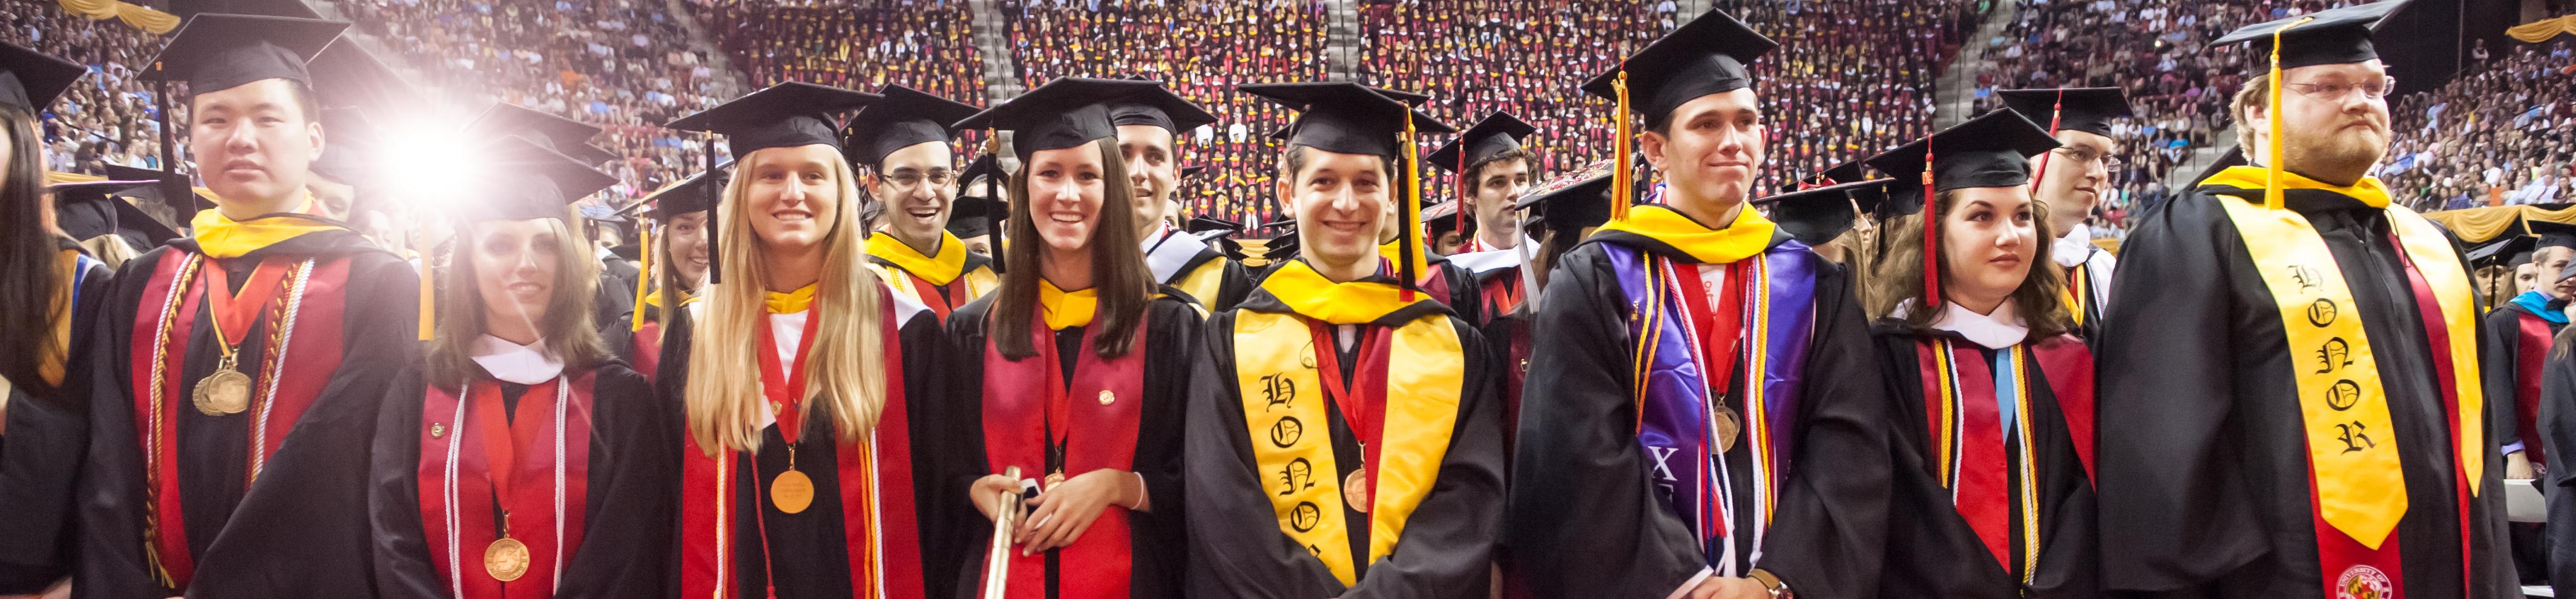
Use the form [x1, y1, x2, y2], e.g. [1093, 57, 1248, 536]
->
[1712, 407, 1741, 454]
[484, 537, 531, 582]
[770, 469, 816, 514]
[192, 367, 252, 416]
[1342, 469, 1370, 514]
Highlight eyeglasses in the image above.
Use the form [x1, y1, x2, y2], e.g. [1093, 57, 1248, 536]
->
[2052, 147, 2123, 170]
[2284, 76, 2396, 101]
[884, 170, 956, 190]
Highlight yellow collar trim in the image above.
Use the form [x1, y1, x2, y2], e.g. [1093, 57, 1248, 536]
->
[1595, 204, 1777, 263]
[1038, 280, 1099, 331]
[188, 202, 339, 259]
[1258, 260, 1431, 325]
[2201, 165, 2393, 209]
[765, 284, 817, 314]
[867, 230, 968, 285]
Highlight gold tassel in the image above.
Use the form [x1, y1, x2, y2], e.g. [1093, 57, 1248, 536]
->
[632, 223, 654, 333]
[1400, 112, 1428, 301]
[2265, 18, 2314, 211]
[417, 230, 434, 341]
[1611, 69, 1634, 223]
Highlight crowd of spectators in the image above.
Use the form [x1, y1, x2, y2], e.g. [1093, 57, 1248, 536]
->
[4, 7, 169, 176]
[327, 0, 732, 200]
[1006, 0, 1329, 224]
[2384, 40, 2576, 211]
[696, 0, 991, 171]
[1359, 0, 1979, 207]
[1973, 0, 2347, 237]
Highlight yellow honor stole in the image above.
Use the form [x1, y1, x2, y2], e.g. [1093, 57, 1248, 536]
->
[764, 284, 817, 314]
[1232, 260, 1464, 585]
[1594, 204, 1778, 264]
[1037, 280, 1098, 330]
[188, 203, 341, 259]
[867, 231, 996, 305]
[2204, 166, 2483, 550]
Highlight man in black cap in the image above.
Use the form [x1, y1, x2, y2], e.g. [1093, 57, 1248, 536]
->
[1111, 80, 1253, 309]
[1998, 87, 2132, 335]
[2483, 222, 2568, 587]
[1508, 10, 1890, 599]
[845, 84, 993, 321]
[2097, 1, 2517, 596]
[1184, 81, 1502, 599]
[1427, 111, 1540, 325]
[81, 13, 424, 598]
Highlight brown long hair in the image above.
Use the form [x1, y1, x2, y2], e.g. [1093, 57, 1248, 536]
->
[994, 137, 1152, 360]
[1866, 188, 2074, 341]
[425, 218, 613, 385]
[0, 105, 67, 396]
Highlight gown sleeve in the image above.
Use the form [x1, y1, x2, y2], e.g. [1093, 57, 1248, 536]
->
[75, 248, 166, 598]
[366, 365, 441, 599]
[0, 258, 111, 592]
[1503, 247, 1712, 598]
[1342, 319, 1504, 599]
[1183, 311, 1347, 599]
[2092, 193, 2271, 592]
[557, 364, 680, 599]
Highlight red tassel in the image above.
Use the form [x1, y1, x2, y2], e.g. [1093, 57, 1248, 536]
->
[2031, 88, 2065, 188]
[1923, 140, 1940, 309]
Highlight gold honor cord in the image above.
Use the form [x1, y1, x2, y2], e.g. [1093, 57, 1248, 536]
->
[634, 225, 655, 333]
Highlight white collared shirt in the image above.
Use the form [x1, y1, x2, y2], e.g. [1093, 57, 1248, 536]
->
[469, 335, 565, 385]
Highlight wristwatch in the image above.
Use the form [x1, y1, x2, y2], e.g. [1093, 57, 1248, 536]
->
[1747, 569, 1793, 599]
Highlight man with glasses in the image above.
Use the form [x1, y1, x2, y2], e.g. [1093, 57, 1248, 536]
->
[2096, 2, 2518, 597]
[843, 84, 994, 320]
[1999, 87, 2132, 337]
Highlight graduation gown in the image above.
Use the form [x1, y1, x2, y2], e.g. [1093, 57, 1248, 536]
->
[659, 288, 958, 599]
[2095, 177, 2514, 598]
[1182, 263, 1505, 598]
[2053, 225, 2115, 340]
[1378, 245, 1484, 327]
[79, 225, 420, 598]
[2535, 342, 2576, 593]
[869, 231, 998, 322]
[1871, 314, 2097, 599]
[1506, 208, 1891, 599]
[1442, 248, 1526, 328]
[2482, 294, 2565, 470]
[605, 292, 691, 383]
[936, 292, 1200, 598]
[1143, 228, 1253, 311]
[0, 244, 112, 592]
[369, 360, 679, 599]
[596, 257, 639, 333]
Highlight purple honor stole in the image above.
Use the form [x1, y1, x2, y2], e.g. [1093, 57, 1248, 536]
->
[1608, 241, 1819, 574]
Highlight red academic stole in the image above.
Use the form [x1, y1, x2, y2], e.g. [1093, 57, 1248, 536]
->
[1312, 322, 1395, 523]
[415, 375, 596, 598]
[1477, 273, 1523, 325]
[127, 251, 350, 586]
[976, 315, 1148, 599]
[677, 295, 926, 598]
[2516, 313, 2552, 468]
[906, 270, 972, 320]
[1911, 336, 2095, 577]
[632, 320, 665, 383]
[2374, 238, 2480, 599]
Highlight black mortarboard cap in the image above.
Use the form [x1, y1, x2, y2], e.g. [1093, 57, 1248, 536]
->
[53, 179, 177, 246]
[1863, 109, 2061, 216]
[843, 84, 978, 168]
[1105, 82, 1218, 134]
[1582, 10, 1776, 128]
[310, 107, 384, 187]
[1186, 216, 1243, 236]
[1367, 86, 1431, 106]
[620, 162, 730, 220]
[2212, 0, 2410, 70]
[303, 40, 419, 117]
[1240, 82, 1453, 159]
[1516, 158, 1619, 235]
[1753, 179, 1894, 245]
[470, 102, 616, 164]
[146, 14, 347, 93]
[956, 77, 1154, 162]
[104, 164, 203, 217]
[0, 42, 85, 111]
[956, 153, 1006, 198]
[2529, 220, 2576, 251]
[1428, 111, 1537, 172]
[2509, 251, 2537, 269]
[947, 194, 1002, 237]
[1422, 200, 1464, 236]
[1801, 159, 1870, 187]
[1997, 87, 2135, 139]
[2467, 233, 2536, 267]
[462, 135, 619, 222]
[1180, 165, 1206, 179]
[666, 82, 881, 161]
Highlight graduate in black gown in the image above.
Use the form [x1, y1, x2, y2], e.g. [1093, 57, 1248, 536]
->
[938, 78, 1201, 599]
[657, 82, 958, 599]
[846, 84, 995, 322]
[1112, 81, 1252, 311]
[79, 15, 426, 598]
[2535, 265, 2576, 594]
[1845, 110, 2098, 598]
[1426, 112, 1540, 326]
[369, 136, 677, 599]
[1506, 11, 1891, 599]
[1183, 81, 1503, 598]
[2486, 223, 2566, 586]
[1995, 87, 2131, 340]
[605, 165, 722, 382]
[2096, 3, 2514, 597]
[0, 43, 111, 595]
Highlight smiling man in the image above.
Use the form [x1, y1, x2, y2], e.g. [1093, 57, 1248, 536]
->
[1506, 10, 1891, 599]
[1997, 87, 2132, 337]
[1111, 80, 1255, 309]
[2097, 2, 2517, 597]
[844, 84, 991, 321]
[1183, 81, 1503, 599]
[80, 15, 425, 598]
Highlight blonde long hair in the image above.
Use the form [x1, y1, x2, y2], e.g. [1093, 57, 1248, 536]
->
[683, 150, 889, 454]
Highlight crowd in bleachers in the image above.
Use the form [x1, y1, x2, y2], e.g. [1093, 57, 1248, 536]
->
[695, 0, 990, 171]
[3, 7, 169, 176]
[326, 0, 730, 200]
[1974, 0, 2348, 237]
[1005, 0, 1329, 225]
[2384, 40, 2576, 211]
